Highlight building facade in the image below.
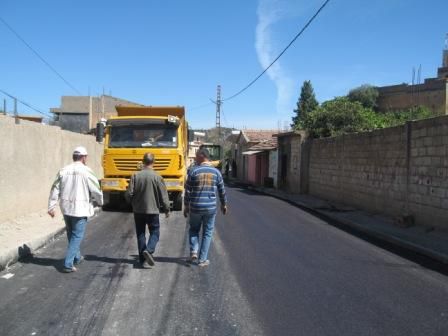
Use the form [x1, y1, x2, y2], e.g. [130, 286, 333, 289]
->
[377, 45, 448, 115]
[275, 131, 308, 194]
[231, 130, 277, 185]
[50, 95, 142, 133]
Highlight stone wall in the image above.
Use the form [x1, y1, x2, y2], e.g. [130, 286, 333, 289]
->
[0, 115, 103, 221]
[308, 115, 448, 228]
[408, 116, 448, 226]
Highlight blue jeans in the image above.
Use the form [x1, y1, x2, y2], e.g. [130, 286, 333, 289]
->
[63, 215, 87, 269]
[134, 213, 160, 263]
[189, 212, 217, 262]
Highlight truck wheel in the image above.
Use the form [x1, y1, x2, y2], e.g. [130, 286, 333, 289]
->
[172, 192, 183, 211]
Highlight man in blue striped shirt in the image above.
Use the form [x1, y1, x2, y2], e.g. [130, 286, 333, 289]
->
[184, 148, 227, 267]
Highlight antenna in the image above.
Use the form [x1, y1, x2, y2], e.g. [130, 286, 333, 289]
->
[417, 64, 421, 84]
[412, 67, 415, 85]
[416, 64, 422, 107]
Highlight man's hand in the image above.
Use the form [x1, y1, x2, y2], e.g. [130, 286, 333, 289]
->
[48, 209, 55, 218]
[221, 205, 227, 215]
[165, 211, 170, 218]
[183, 207, 189, 218]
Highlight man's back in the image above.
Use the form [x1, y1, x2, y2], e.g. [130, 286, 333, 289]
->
[128, 168, 170, 214]
[51, 161, 102, 217]
[185, 163, 226, 214]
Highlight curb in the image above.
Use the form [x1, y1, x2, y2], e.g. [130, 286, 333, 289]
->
[248, 186, 448, 265]
[0, 226, 66, 272]
[0, 207, 102, 272]
[328, 215, 448, 265]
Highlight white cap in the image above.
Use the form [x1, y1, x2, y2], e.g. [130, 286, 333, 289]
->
[73, 146, 88, 155]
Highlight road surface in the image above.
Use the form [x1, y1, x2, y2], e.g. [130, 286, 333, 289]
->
[1, 186, 448, 336]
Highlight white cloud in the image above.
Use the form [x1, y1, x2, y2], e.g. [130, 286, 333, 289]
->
[255, 0, 297, 117]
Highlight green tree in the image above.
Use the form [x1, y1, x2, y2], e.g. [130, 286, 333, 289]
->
[291, 80, 318, 129]
[302, 97, 379, 138]
[378, 106, 433, 127]
[347, 84, 379, 110]
[302, 97, 434, 138]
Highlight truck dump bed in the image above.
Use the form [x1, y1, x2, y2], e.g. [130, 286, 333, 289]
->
[115, 105, 185, 118]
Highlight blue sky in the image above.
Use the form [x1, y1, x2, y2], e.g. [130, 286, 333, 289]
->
[1, 0, 447, 129]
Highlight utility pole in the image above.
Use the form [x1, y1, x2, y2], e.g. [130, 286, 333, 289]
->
[215, 85, 222, 142]
[14, 97, 19, 124]
[210, 84, 222, 143]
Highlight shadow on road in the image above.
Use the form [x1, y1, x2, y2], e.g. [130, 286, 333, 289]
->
[19, 254, 65, 273]
[84, 254, 136, 265]
[153, 256, 191, 267]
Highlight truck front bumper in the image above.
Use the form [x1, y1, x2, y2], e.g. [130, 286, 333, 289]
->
[101, 178, 129, 192]
[101, 177, 184, 193]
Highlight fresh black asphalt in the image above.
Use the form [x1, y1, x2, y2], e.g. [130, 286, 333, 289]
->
[1, 186, 447, 336]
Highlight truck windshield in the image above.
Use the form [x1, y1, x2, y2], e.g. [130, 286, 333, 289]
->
[109, 124, 178, 148]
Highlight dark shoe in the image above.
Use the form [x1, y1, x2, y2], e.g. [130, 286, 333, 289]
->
[74, 256, 84, 265]
[62, 266, 77, 273]
[198, 260, 210, 267]
[189, 252, 198, 264]
[143, 250, 155, 266]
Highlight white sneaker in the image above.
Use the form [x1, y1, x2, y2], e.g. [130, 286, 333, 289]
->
[198, 260, 210, 267]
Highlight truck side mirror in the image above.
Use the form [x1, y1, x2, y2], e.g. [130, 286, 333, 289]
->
[188, 130, 194, 142]
[96, 122, 105, 143]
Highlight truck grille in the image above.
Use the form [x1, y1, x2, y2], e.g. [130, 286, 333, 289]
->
[113, 158, 171, 172]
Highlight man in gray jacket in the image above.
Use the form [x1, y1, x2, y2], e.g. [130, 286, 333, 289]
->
[127, 153, 170, 268]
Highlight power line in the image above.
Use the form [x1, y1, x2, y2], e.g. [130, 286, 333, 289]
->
[223, 0, 331, 102]
[0, 89, 52, 118]
[0, 16, 82, 95]
[189, 102, 214, 111]
[221, 104, 230, 128]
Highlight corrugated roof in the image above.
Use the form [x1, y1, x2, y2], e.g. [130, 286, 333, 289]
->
[247, 138, 278, 151]
[242, 129, 277, 143]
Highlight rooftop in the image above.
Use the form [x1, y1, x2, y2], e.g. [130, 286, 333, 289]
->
[241, 129, 278, 143]
[247, 138, 278, 151]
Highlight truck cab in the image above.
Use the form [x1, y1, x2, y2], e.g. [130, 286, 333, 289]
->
[101, 106, 188, 210]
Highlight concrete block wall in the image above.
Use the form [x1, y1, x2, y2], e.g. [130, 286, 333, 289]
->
[308, 115, 448, 228]
[408, 116, 448, 227]
[289, 136, 302, 193]
[0, 115, 103, 222]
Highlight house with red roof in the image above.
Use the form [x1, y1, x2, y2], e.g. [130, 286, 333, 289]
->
[231, 130, 278, 187]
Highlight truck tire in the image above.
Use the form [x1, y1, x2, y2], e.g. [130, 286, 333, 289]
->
[172, 192, 183, 211]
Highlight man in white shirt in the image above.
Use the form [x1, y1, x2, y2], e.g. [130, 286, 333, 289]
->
[48, 146, 103, 273]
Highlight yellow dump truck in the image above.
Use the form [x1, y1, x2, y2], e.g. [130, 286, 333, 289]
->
[100, 105, 188, 210]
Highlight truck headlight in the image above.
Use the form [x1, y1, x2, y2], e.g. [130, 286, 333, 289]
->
[102, 180, 120, 187]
